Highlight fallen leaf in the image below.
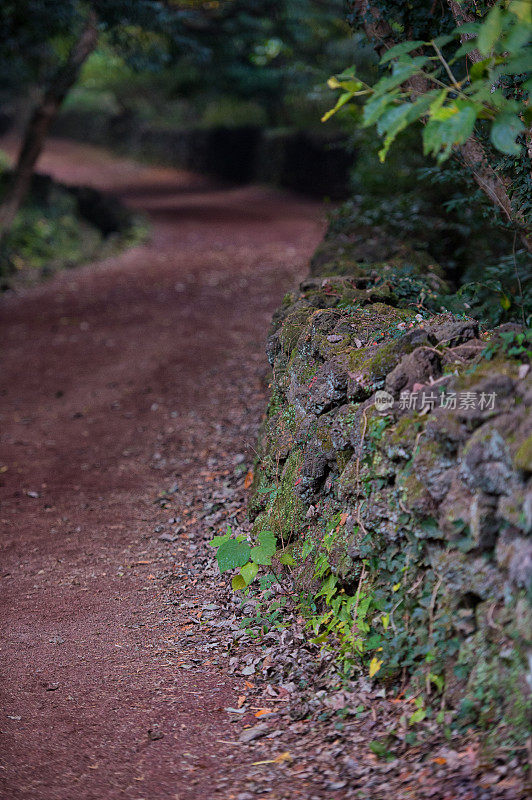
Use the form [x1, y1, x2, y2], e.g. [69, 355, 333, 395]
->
[252, 751, 292, 766]
[254, 708, 273, 717]
[244, 470, 254, 489]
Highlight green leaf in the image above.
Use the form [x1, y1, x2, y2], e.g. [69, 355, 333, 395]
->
[490, 111, 525, 155]
[470, 58, 490, 81]
[335, 66, 357, 80]
[334, 79, 365, 92]
[363, 93, 396, 127]
[477, 5, 503, 55]
[369, 740, 391, 758]
[301, 539, 315, 559]
[500, 294, 512, 310]
[452, 40, 478, 60]
[453, 22, 481, 36]
[493, 49, 532, 77]
[279, 552, 296, 566]
[409, 707, 427, 725]
[380, 40, 425, 64]
[315, 574, 337, 604]
[250, 547, 272, 565]
[423, 101, 477, 161]
[250, 530, 277, 565]
[216, 539, 251, 573]
[502, 21, 531, 53]
[240, 561, 259, 585]
[432, 34, 455, 48]
[372, 56, 428, 98]
[469, 85, 505, 110]
[377, 92, 436, 161]
[428, 672, 444, 692]
[376, 103, 410, 137]
[208, 533, 231, 547]
[258, 530, 277, 550]
[429, 89, 449, 116]
[231, 574, 246, 591]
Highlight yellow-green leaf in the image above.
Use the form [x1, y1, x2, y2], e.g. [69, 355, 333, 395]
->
[369, 657, 383, 678]
[509, 0, 532, 24]
[409, 707, 427, 725]
[321, 91, 354, 122]
[279, 552, 296, 566]
[500, 294, 511, 310]
[240, 561, 259, 585]
[232, 574, 246, 591]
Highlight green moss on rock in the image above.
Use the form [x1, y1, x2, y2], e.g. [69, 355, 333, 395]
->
[514, 434, 532, 472]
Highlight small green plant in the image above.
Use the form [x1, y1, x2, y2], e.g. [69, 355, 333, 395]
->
[304, 571, 373, 661]
[210, 525, 289, 591]
[369, 739, 395, 760]
[482, 327, 532, 361]
[238, 583, 290, 637]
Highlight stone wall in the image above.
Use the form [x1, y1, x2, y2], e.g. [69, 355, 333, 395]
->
[249, 239, 531, 744]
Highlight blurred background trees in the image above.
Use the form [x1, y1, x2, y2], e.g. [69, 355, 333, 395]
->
[0, 0, 353, 235]
[0, 0, 529, 322]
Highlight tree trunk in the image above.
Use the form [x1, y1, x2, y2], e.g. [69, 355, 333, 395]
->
[445, 0, 531, 253]
[0, 10, 98, 238]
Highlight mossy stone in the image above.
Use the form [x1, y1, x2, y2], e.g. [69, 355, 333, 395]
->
[514, 434, 532, 472]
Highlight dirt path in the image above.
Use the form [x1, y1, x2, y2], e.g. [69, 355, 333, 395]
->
[0, 138, 325, 799]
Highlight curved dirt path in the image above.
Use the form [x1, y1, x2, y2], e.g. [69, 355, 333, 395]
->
[0, 139, 325, 799]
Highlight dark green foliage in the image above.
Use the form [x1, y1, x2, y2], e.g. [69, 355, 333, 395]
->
[0, 165, 145, 286]
[325, 1, 531, 257]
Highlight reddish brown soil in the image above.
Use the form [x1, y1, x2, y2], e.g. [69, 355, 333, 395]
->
[0, 138, 325, 799]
